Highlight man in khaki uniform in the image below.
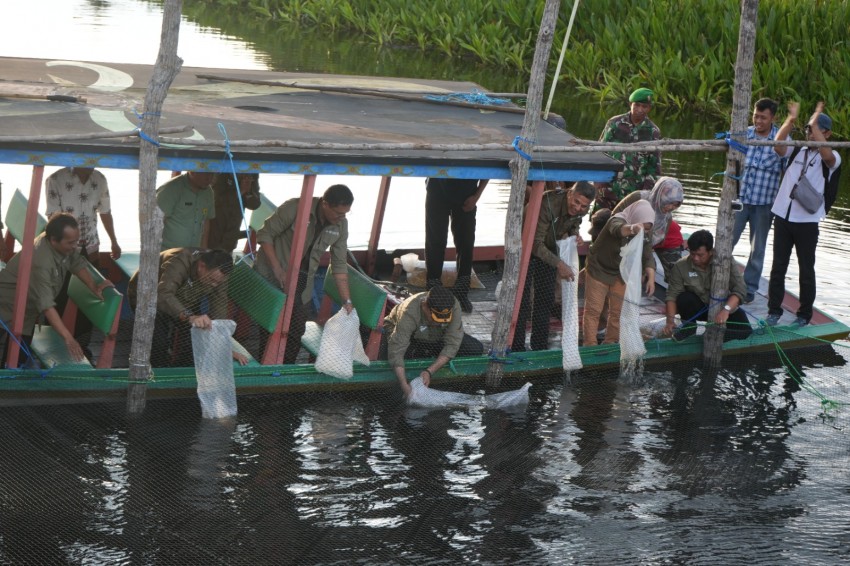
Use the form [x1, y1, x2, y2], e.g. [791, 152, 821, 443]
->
[663, 230, 752, 342]
[254, 184, 354, 363]
[380, 286, 483, 396]
[0, 214, 111, 366]
[128, 248, 245, 367]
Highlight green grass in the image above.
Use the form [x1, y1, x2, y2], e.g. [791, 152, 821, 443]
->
[179, 0, 849, 133]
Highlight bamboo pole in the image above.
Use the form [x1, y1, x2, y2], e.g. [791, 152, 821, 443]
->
[487, 0, 561, 386]
[704, 0, 759, 366]
[0, 126, 192, 143]
[196, 73, 528, 114]
[127, 0, 184, 414]
[154, 137, 850, 153]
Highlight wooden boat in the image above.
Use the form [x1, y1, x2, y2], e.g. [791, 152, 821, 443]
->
[0, 56, 846, 404]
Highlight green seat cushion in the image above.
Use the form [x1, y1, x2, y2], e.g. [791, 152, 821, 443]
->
[5, 189, 46, 244]
[30, 326, 93, 369]
[68, 261, 123, 335]
[323, 266, 387, 329]
[227, 262, 286, 333]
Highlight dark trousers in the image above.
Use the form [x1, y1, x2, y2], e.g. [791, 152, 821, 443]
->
[512, 257, 556, 351]
[676, 290, 752, 341]
[768, 216, 818, 322]
[1, 334, 33, 369]
[379, 333, 484, 361]
[425, 181, 477, 282]
[150, 312, 191, 367]
[258, 271, 309, 364]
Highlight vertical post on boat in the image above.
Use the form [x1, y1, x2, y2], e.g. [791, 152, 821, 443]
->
[705, 0, 759, 365]
[4, 166, 43, 369]
[366, 176, 392, 277]
[127, 0, 183, 414]
[505, 180, 545, 348]
[262, 174, 316, 365]
[487, 0, 561, 386]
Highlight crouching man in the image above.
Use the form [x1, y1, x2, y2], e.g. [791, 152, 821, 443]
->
[663, 230, 753, 342]
[128, 248, 247, 367]
[380, 286, 483, 396]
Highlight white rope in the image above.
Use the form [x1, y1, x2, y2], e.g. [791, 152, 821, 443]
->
[544, 0, 581, 120]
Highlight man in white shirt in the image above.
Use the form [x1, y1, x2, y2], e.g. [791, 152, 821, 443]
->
[766, 102, 840, 327]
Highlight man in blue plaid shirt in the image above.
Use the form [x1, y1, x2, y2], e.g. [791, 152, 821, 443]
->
[732, 98, 784, 303]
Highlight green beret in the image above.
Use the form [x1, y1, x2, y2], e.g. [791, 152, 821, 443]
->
[629, 87, 654, 103]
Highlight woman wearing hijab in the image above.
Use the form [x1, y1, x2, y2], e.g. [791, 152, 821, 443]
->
[583, 200, 656, 346]
[612, 176, 684, 248]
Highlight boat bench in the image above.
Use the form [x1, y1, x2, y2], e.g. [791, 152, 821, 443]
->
[227, 260, 287, 365]
[301, 265, 389, 361]
[30, 260, 124, 369]
[3, 189, 47, 254]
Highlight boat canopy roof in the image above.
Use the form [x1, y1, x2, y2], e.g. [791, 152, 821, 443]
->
[0, 57, 620, 182]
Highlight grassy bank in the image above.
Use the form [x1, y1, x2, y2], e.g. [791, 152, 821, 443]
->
[184, 0, 848, 131]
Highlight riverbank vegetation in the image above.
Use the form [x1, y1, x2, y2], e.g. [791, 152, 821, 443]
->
[183, 0, 849, 131]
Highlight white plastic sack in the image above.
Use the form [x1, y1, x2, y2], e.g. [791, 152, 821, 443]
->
[315, 308, 370, 379]
[619, 230, 647, 371]
[191, 319, 238, 419]
[483, 382, 532, 409]
[406, 377, 532, 409]
[557, 237, 582, 371]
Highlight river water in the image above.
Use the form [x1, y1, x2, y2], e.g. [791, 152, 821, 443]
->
[1, 1, 849, 564]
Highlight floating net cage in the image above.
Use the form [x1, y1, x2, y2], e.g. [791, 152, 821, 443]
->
[1, 259, 849, 563]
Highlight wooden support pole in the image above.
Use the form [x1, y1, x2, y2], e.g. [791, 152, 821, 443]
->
[263, 175, 316, 365]
[127, 0, 183, 414]
[366, 176, 392, 277]
[4, 166, 43, 369]
[487, 0, 561, 386]
[505, 181, 545, 349]
[705, 0, 759, 365]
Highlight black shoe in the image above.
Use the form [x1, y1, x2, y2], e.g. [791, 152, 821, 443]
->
[457, 295, 473, 313]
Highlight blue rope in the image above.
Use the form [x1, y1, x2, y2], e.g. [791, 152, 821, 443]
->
[715, 131, 748, 154]
[217, 123, 254, 260]
[0, 318, 35, 368]
[133, 109, 161, 146]
[710, 170, 742, 181]
[512, 136, 534, 161]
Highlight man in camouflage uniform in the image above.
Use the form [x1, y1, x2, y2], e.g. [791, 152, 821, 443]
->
[595, 87, 662, 210]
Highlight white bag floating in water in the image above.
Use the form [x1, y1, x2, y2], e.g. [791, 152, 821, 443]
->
[557, 236, 582, 371]
[406, 377, 532, 409]
[192, 319, 238, 419]
[315, 308, 370, 379]
[619, 230, 647, 369]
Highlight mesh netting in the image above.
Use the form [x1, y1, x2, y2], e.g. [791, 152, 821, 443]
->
[3, 257, 850, 563]
[1, 336, 849, 564]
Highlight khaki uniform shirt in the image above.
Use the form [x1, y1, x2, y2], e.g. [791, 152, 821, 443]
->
[586, 217, 653, 285]
[156, 174, 216, 251]
[530, 190, 584, 268]
[665, 254, 747, 305]
[0, 234, 87, 334]
[254, 197, 349, 305]
[128, 248, 228, 320]
[383, 292, 463, 369]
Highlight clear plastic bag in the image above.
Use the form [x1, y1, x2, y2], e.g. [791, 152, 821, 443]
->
[407, 377, 531, 409]
[191, 319, 238, 419]
[619, 231, 647, 372]
[315, 308, 370, 379]
[557, 237, 582, 371]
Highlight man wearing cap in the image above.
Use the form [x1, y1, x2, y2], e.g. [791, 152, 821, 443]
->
[766, 102, 841, 327]
[731, 98, 784, 304]
[595, 87, 662, 210]
[380, 286, 483, 396]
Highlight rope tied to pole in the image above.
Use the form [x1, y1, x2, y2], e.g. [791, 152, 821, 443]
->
[217, 122, 254, 262]
[512, 136, 534, 161]
[133, 109, 161, 146]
